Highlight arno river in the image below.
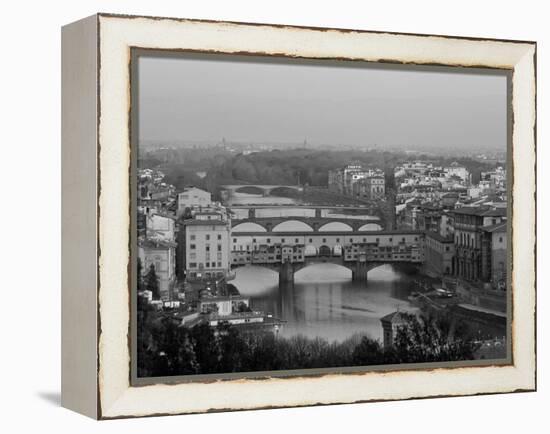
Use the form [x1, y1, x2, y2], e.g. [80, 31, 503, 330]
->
[233, 263, 419, 342]
[228, 192, 419, 343]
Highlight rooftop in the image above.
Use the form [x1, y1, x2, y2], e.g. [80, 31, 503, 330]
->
[483, 221, 507, 233]
[184, 219, 228, 227]
[425, 231, 454, 243]
[139, 238, 177, 249]
[451, 206, 507, 217]
[380, 310, 410, 325]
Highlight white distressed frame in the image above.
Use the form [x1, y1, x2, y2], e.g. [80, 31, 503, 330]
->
[93, 14, 535, 418]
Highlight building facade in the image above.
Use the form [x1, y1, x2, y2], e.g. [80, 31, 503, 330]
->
[451, 206, 506, 283]
[353, 176, 385, 200]
[424, 232, 455, 277]
[177, 186, 212, 217]
[138, 239, 177, 300]
[481, 222, 507, 290]
[184, 219, 231, 281]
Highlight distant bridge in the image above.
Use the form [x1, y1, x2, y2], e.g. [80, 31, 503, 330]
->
[229, 204, 378, 218]
[230, 229, 425, 284]
[220, 184, 304, 196]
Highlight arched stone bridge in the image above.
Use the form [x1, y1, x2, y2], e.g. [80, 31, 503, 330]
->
[221, 184, 304, 197]
[238, 257, 417, 285]
[230, 229, 425, 285]
[232, 217, 382, 232]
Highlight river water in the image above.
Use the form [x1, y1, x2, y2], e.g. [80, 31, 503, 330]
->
[232, 263, 419, 342]
[227, 192, 417, 343]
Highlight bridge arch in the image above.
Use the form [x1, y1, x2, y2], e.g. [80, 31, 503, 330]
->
[232, 222, 267, 232]
[358, 222, 383, 231]
[318, 245, 332, 257]
[293, 261, 353, 278]
[234, 186, 265, 195]
[272, 220, 314, 232]
[318, 221, 354, 232]
[268, 186, 302, 197]
[304, 244, 318, 257]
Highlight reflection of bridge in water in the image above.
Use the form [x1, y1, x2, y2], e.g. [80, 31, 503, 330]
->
[230, 229, 425, 285]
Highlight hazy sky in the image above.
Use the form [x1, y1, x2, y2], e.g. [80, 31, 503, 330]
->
[138, 54, 508, 151]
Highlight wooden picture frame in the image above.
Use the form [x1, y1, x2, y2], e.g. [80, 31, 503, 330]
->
[61, 13, 536, 419]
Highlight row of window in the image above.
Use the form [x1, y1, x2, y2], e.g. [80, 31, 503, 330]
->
[190, 234, 222, 241]
[188, 261, 223, 269]
[345, 253, 414, 260]
[189, 252, 223, 260]
[189, 244, 223, 251]
[232, 236, 419, 244]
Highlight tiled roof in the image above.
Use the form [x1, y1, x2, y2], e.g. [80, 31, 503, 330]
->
[183, 219, 228, 226]
[451, 206, 507, 217]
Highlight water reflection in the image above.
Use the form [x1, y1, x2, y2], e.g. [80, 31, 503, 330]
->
[232, 263, 418, 342]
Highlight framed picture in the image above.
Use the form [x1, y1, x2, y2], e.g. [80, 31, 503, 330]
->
[61, 13, 536, 419]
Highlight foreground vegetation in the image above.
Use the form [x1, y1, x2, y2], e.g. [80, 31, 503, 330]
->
[137, 300, 480, 377]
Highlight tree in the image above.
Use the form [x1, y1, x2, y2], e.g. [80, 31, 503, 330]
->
[144, 264, 160, 300]
[189, 323, 220, 374]
[351, 337, 387, 366]
[148, 318, 198, 376]
[217, 323, 247, 372]
[392, 312, 479, 363]
[137, 257, 144, 292]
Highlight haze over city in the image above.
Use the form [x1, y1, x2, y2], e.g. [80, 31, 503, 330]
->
[138, 54, 508, 152]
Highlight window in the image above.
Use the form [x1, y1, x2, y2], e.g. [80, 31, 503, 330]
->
[217, 244, 222, 251]
[499, 236, 503, 243]
[389, 238, 392, 242]
[206, 245, 210, 252]
[233, 238, 237, 243]
[281, 238, 285, 243]
[253, 238, 257, 243]
[267, 238, 271, 243]
[189, 262, 197, 268]
[217, 252, 222, 260]
[363, 238, 366, 242]
[336, 238, 340, 243]
[322, 238, 326, 243]
[350, 238, 353, 242]
[190, 244, 196, 250]
[295, 238, 299, 243]
[190, 252, 196, 259]
[206, 234, 210, 241]
[190, 234, 196, 240]
[218, 234, 222, 240]
[217, 261, 222, 267]
[309, 238, 313, 243]
[376, 238, 379, 242]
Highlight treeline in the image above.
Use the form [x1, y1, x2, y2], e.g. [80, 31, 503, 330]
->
[137, 302, 480, 378]
[143, 147, 500, 199]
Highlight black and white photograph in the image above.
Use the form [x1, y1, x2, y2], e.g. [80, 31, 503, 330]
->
[134, 52, 510, 379]
[2, 0, 544, 429]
